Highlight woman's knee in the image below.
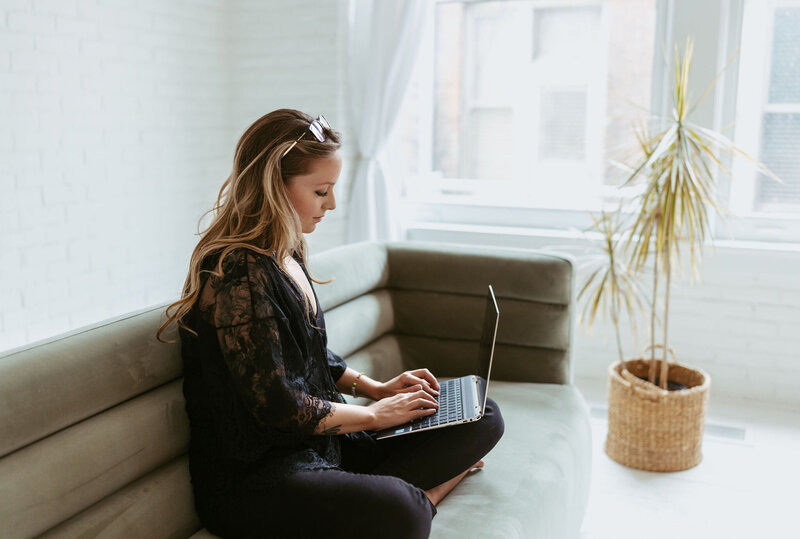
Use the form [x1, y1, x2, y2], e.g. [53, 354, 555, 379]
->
[471, 397, 504, 454]
[364, 477, 434, 539]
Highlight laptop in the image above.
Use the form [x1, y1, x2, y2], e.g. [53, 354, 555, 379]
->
[374, 285, 500, 440]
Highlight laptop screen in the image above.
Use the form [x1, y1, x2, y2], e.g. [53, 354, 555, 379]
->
[477, 285, 500, 412]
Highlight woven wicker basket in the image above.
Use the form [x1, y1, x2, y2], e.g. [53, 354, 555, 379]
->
[605, 345, 710, 472]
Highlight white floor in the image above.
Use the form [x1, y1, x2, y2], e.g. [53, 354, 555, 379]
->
[575, 377, 800, 539]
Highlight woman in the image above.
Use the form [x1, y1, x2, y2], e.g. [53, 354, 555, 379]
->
[158, 109, 504, 538]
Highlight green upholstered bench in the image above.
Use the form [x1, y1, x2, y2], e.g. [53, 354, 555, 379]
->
[0, 241, 591, 538]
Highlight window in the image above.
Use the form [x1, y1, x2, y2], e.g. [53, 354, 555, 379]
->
[389, 0, 800, 244]
[731, 1, 800, 214]
[720, 0, 800, 243]
[388, 0, 658, 213]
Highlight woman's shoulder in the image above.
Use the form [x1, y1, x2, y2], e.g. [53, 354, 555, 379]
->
[205, 247, 281, 325]
[212, 246, 264, 269]
[208, 247, 278, 282]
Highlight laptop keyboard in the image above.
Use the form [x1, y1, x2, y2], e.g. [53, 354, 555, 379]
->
[413, 378, 464, 429]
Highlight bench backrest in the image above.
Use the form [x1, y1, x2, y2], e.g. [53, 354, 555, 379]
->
[316, 242, 575, 386]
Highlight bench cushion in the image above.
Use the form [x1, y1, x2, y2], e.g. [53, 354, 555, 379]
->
[429, 381, 591, 539]
[188, 381, 592, 539]
[40, 457, 199, 538]
[0, 308, 181, 459]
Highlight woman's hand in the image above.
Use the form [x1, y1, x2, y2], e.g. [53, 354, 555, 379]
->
[378, 369, 440, 400]
[367, 389, 439, 431]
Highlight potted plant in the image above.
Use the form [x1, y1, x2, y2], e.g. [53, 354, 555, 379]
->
[573, 38, 780, 472]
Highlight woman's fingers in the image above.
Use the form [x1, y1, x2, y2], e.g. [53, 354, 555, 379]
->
[394, 389, 437, 409]
[413, 395, 438, 408]
[398, 381, 438, 398]
[385, 370, 440, 398]
[415, 407, 438, 418]
[411, 368, 440, 391]
[402, 374, 439, 397]
[371, 390, 439, 430]
[410, 390, 438, 410]
[405, 399, 438, 421]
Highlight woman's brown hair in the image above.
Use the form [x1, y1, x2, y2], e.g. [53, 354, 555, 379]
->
[156, 109, 341, 343]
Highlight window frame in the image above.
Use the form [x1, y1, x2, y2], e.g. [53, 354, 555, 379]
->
[722, 0, 800, 243]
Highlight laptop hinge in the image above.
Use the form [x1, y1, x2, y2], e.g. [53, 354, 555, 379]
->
[471, 376, 482, 415]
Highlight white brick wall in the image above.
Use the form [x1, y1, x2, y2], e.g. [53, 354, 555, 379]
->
[227, 0, 353, 256]
[1, 0, 235, 351]
[1, 0, 355, 353]
[406, 226, 800, 409]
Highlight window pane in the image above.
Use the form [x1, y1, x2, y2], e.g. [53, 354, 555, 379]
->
[464, 107, 514, 179]
[425, 0, 656, 206]
[538, 88, 587, 160]
[768, 8, 800, 104]
[433, 1, 464, 180]
[471, 10, 522, 101]
[533, 6, 601, 59]
[755, 113, 800, 211]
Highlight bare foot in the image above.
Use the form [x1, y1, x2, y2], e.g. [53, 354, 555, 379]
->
[425, 460, 484, 506]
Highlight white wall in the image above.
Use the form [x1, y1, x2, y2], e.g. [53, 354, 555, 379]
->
[227, 0, 353, 255]
[1, 0, 352, 352]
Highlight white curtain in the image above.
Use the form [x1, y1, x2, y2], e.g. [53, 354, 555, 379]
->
[346, 0, 432, 243]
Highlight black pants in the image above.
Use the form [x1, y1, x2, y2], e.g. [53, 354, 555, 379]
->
[207, 398, 504, 539]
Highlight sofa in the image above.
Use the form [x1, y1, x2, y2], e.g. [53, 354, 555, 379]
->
[0, 241, 592, 538]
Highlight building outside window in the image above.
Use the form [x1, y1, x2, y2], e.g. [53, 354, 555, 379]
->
[389, 0, 657, 211]
[388, 0, 800, 244]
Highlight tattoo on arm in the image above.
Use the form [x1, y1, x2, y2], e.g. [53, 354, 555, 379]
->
[321, 424, 342, 435]
[318, 403, 341, 435]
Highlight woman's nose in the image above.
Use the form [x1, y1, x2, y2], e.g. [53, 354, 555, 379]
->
[325, 191, 336, 210]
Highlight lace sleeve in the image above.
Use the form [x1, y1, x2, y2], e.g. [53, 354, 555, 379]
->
[326, 348, 347, 382]
[208, 251, 333, 435]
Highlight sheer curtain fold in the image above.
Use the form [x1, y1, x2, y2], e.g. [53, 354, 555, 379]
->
[346, 0, 431, 243]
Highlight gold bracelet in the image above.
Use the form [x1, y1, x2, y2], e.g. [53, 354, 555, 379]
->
[351, 372, 365, 398]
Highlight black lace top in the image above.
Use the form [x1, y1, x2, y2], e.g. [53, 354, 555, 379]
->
[179, 247, 369, 502]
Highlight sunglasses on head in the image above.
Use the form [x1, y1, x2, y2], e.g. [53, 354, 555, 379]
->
[282, 115, 330, 158]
